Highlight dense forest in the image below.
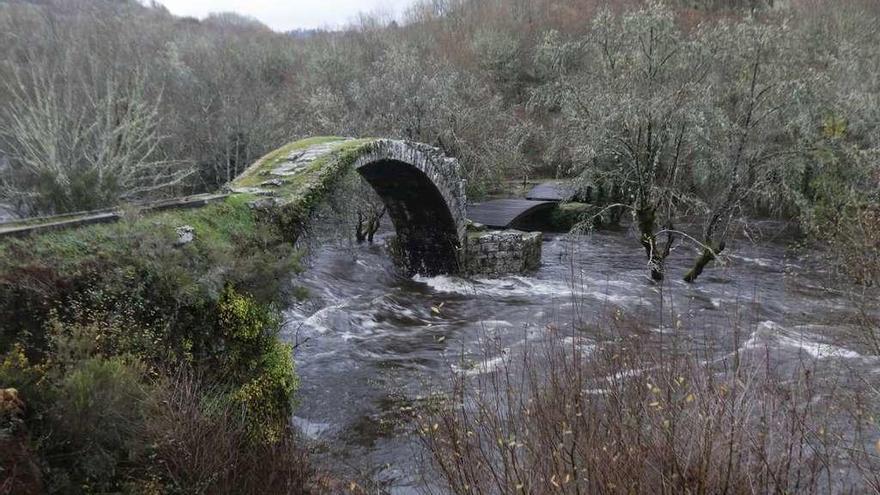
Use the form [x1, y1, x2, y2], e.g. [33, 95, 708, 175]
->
[1, 0, 879, 493]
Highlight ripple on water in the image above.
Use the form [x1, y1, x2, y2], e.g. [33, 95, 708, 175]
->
[285, 230, 880, 490]
[741, 320, 867, 361]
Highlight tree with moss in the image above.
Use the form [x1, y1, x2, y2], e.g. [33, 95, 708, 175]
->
[683, 17, 812, 282]
[535, 3, 710, 280]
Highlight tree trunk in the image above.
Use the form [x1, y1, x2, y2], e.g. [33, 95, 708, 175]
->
[637, 206, 665, 281]
[683, 241, 726, 283]
[355, 212, 367, 243]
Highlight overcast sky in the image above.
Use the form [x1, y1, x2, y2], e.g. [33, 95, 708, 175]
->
[158, 0, 419, 32]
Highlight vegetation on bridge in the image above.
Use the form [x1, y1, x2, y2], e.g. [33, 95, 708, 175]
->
[233, 137, 379, 242]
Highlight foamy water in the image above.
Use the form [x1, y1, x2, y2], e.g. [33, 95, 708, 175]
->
[283, 229, 879, 492]
[742, 320, 866, 360]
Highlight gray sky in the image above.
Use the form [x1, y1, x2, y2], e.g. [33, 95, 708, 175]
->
[158, 0, 418, 32]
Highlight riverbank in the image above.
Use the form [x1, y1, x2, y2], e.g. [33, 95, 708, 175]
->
[0, 191, 319, 492]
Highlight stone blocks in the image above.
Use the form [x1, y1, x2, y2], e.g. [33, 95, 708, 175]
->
[464, 230, 542, 275]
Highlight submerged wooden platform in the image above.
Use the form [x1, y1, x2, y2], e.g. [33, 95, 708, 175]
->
[467, 199, 557, 229]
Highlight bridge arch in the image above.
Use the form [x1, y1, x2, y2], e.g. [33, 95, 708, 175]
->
[232, 138, 467, 275]
[351, 140, 467, 274]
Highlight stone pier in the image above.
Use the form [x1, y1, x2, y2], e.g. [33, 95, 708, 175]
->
[464, 229, 542, 275]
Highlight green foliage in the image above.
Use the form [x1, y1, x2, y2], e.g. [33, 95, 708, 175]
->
[218, 285, 279, 350]
[229, 342, 297, 443]
[0, 344, 47, 424]
[798, 139, 880, 284]
[47, 355, 148, 492]
[823, 114, 848, 140]
[0, 301, 303, 492]
[0, 190, 307, 488]
[216, 286, 298, 442]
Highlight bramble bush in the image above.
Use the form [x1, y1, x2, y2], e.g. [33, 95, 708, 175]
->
[0, 300, 309, 493]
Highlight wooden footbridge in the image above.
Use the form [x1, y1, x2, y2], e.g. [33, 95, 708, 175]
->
[467, 199, 556, 229]
[466, 182, 572, 229]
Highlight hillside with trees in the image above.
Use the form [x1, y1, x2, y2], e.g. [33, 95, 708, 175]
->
[1, 0, 877, 279]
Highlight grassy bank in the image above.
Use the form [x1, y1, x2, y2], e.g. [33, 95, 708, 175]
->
[0, 137, 380, 493]
[0, 194, 296, 350]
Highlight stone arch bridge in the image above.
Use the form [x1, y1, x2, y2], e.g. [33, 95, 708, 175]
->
[230, 137, 467, 275]
[0, 137, 543, 275]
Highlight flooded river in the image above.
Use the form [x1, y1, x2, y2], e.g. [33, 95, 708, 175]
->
[283, 224, 879, 493]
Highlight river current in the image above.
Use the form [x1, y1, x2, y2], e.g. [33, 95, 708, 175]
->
[282, 223, 879, 493]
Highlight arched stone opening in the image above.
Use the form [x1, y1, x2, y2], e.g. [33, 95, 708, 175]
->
[357, 159, 461, 275]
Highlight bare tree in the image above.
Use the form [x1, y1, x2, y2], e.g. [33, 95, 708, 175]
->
[0, 60, 190, 214]
[535, 4, 710, 280]
[355, 203, 387, 244]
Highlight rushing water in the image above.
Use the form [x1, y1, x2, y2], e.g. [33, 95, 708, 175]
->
[282, 223, 879, 493]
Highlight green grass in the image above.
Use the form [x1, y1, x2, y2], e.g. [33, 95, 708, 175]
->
[0, 194, 297, 351]
[233, 135, 350, 188]
[1, 195, 253, 273]
[0, 136, 385, 352]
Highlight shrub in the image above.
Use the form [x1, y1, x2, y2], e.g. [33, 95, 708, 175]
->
[46, 355, 148, 492]
[0, 345, 46, 416]
[143, 369, 317, 495]
[0, 345, 49, 495]
[828, 204, 880, 287]
[0, 64, 190, 215]
[1, 311, 310, 493]
[418, 324, 880, 494]
[216, 285, 298, 442]
[0, 379, 42, 495]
